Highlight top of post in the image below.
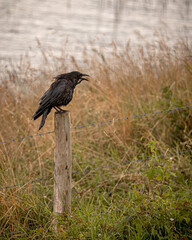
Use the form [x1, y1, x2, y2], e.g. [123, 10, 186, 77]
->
[55, 110, 69, 115]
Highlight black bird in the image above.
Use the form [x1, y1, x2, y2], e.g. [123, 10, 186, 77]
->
[32, 71, 89, 130]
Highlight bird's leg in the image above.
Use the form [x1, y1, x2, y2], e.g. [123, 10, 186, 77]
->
[54, 107, 61, 112]
[57, 106, 66, 112]
[58, 106, 65, 112]
[54, 106, 66, 113]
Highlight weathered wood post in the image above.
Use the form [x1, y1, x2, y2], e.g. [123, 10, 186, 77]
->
[53, 111, 72, 226]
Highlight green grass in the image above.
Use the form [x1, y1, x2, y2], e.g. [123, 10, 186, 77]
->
[1, 138, 191, 239]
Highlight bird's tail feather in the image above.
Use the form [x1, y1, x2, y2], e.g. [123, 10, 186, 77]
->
[32, 110, 43, 121]
[32, 101, 51, 120]
[32, 106, 43, 120]
[39, 108, 51, 130]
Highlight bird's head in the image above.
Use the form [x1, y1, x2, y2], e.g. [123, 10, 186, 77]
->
[54, 71, 89, 86]
[68, 71, 89, 85]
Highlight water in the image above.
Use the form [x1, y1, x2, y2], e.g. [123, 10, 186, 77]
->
[0, 0, 191, 63]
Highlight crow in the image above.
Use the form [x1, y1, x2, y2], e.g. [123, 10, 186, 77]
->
[32, 71, 89, 130]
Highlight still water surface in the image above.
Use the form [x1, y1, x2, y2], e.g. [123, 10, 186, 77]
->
[0, 0, 191, 63]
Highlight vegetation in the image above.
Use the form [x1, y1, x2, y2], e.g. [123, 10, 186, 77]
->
[0, 37, 192, 239]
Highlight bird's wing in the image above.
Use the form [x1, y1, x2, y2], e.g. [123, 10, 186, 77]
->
[39, 89, 50, 102]
[32, 80, 67, 119]
[39, 81, 58, 103]
[39, 80, 67, 108]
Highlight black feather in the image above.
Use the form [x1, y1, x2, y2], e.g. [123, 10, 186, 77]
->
[32, 71, 89, 130]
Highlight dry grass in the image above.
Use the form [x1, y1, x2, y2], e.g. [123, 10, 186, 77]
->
[0, 37, 192, 239]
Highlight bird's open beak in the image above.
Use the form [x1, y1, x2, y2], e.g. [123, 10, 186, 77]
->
[81, 74, 89, 81]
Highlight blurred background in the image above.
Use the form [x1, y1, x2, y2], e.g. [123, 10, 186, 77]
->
[0, 0, 191, 63]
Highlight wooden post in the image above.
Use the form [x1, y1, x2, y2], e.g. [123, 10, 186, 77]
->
[53, 111, 72, 223]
